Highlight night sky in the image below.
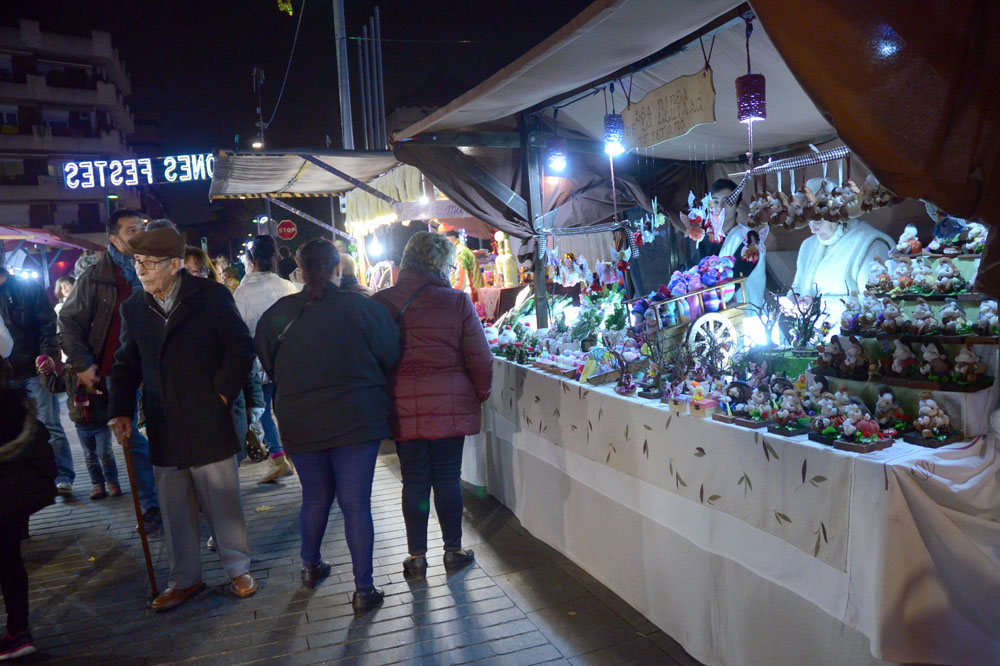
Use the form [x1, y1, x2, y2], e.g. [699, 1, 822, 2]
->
[8, 0, 593, 226]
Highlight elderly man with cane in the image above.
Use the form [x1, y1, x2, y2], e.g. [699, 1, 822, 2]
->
[108, 227, 257, 611]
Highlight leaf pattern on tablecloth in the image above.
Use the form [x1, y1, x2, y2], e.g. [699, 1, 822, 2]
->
[774, 511, 792, 525]
[694, 447, 706, 457]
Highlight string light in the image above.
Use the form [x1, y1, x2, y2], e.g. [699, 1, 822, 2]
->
[603, 83, 625, 157]
[547, 136, 567, 172]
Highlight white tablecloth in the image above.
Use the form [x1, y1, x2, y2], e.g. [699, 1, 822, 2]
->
[465, 359, 1000, 666]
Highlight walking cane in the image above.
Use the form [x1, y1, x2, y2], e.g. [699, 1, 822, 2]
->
[116, 429, 160, 600]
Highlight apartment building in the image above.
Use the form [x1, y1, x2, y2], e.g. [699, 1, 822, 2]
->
[0, 19, 151, 234]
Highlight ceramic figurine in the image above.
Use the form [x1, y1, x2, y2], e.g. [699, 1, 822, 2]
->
[811, 394, 844, 433]
[909, 298, 939, 335]
[840, 336, 869, 376]
[840, 292, 862, 333]
[925, 202, 967, 255]
[919, 342, 950, 378]
[840, 403, 882, 440]
[891, 256, 914, 291]
[914, 393, 951, 439]
[939, 297, 968, 334]
[890, 340, 918, 376]
[894, 224, 922, 255]
[910, 256, 933, 291]
[839, 180, 864, 219]
[866, 256, 892, 293]
[880, 299, 908, 334]
[815, 336, 846, 370]
[497, 326, 517, 346]
[976, 300, 999, 335]
[963, 222, 987, 254]
[953, 343, 987, 384]
[772, 389, 806, 427]
[483, 325, 500, 347]
[833, 388, 865, 411]
[874, 387, 907, 430]
[932, 257, 965, 294]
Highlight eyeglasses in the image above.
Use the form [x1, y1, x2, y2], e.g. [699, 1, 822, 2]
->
[187, 268, 210, 278]
[135, 257, 171, 271]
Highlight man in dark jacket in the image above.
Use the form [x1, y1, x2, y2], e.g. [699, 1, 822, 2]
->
[0, 261, 74, 495]
[108, 227, 258, 611]
[59, 209, 160, 527]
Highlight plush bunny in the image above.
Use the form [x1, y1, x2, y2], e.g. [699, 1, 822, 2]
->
[895, 224, 923, 255]
[915, 393, 950, 438]
[909, 298, 939, 335]
[954, 344, 986, 384]
[919, 343, 949, 378]
[939, 298, 967, 334]
[874, 387, 905, 428]
[880, 299, 908, 334]
[866, 256, 892, 292]
[890, 341, 918, 376]
[976, 300, 999, 335]
[840, 336, 869, 375]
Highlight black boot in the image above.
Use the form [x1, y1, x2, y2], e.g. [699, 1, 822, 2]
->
[443, 548, 475, 571]
[301, 561, 332, 589]
[351, 587, 385, 615]
[402, 555, 427, 578]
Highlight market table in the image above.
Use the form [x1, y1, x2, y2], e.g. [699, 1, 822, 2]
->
[464, 358, 1000, 666]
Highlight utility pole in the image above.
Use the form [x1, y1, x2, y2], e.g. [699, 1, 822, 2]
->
[332, 0, 354, 150]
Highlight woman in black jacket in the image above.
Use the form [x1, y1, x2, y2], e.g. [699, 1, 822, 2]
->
[0, 359, 56, 659]
[255, 240, 399, 615]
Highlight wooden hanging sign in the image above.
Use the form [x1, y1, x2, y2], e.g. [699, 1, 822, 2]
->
[622, 68, 716, 150]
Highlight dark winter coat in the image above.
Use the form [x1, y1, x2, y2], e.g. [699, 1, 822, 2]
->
[254, 283, 399, 454]
[109, 271, 255, 469]
[58, 251, 121, 372]
[372, 269, 492, 442]
[0, 271, 59, 381]
[0, 388, 57, 528]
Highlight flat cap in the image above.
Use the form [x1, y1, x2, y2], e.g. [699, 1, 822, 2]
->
[129, 228, 185, 259]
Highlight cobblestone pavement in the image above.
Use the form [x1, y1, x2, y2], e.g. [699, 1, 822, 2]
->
[6, 409, 702, 665]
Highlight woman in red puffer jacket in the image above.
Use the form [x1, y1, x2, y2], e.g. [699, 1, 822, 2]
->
[373, 231, 492, 578]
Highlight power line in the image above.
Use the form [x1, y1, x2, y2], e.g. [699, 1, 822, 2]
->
[347, 35, 510, 44]
[266, 0, 307, 128]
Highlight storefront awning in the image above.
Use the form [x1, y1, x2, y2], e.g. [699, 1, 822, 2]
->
[0, 226, 103, 252]
[209, 150, 398, 199]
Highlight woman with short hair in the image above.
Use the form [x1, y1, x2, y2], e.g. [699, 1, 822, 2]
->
[373, 232, 492, 578]
[254, 239, 400, 615]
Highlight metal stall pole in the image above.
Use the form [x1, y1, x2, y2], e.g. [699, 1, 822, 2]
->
[362, 25, 374, 150]
[521, 115, 548, 329]
[358, 37, 370, 150]
[332, 0, 354, 150]
[374, 6, 387, 148]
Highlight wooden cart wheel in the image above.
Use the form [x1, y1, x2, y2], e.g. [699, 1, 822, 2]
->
[687, 312, 739, 360]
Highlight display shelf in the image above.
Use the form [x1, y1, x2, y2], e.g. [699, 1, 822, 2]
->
[768, 423, 811, 437]
[733, 416, 769, 429]
[845, 331, 1000, 345]
[902, 432, 963, 448]
[811, 369, 994, 393]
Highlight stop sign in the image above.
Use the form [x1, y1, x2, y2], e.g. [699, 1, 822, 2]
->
[276, 219, 297, 240]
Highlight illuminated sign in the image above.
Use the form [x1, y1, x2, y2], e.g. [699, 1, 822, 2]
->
[63, 153, 215, 189]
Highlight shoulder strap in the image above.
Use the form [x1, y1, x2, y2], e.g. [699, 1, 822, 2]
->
[273, 299, 312, 361]
[395, 283, 433, 324]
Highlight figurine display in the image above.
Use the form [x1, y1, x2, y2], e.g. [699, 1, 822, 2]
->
[815, 336, 846, 371]
[857, 294, 882, 332]
[736, 384, 774, 426]
[769, 389, 810, 435]
[976, 300, 999, 335]
[802, 375, 829, 414]
[938, 298, 968, 335]
[866, 256, 892, 293]
[837, 402, 893, 452]
[714, 380, 753, 423]
[890, 257, 913, 291]
[894, 224, 922, 255]
[880, 299, 908, 335]
[953, 344, 987, 384]
[925, 203, 968, 256]
[963, 222, 987, 254]
[919, 342, 950, 379]
[910, 256, 933, 291]
[809, 394, 844, 442]
[909, 299, 939, 335]
[840, 293, 862, 333]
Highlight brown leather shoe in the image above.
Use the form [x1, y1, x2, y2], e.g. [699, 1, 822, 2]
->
[230, 573, 257, 598]
[150, 582, 206, 612]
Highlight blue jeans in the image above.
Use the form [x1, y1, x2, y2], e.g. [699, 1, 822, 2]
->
[290, 440, 380, 590]
[261, 383, 283, 455]
[75, 423, 119, 486]
[21, 376, 74, 485]
[105, 378, 158, 512]
[396, 437, 466, 556]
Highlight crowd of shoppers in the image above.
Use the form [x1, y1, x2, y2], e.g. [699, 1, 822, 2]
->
[1, 219, 493, 651]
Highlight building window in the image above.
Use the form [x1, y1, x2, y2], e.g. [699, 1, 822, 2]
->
[0, 158, 25, 184]
[41, 109, 70, 127]
[0, 104, 17, 128]
[0, 54, 12, 80]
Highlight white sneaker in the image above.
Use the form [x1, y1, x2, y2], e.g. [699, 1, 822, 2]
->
[259, 455, 294, 483]
[207, 536, 217, 551]
[56, 481, 73, 496]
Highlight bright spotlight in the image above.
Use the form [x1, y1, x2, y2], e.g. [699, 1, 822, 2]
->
[368, 236, 383, 257]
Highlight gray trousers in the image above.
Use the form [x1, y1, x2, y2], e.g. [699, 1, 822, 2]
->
[154, 456, 252, 589]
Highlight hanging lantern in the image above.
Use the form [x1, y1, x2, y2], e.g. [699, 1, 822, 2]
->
[735, 15, 766, 124]
[604, 113, 625, 157]
[736, 73, 766, 123]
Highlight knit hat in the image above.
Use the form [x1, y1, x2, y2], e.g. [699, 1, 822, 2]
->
[128, 228, 185, 259]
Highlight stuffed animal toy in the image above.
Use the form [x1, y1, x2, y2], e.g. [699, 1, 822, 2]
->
[953, 344, 986, 384]
[910, 256, 933, 290]
[773, 389, 806, 427]
[857, 294, 883, 331]
[890, 341, 918, 376]
[840, 336, 869, 375]
[483, 326, 500, 348]
[874, 387, 906, 429]
[840, 180, 864, 219]
[932, 257, 964, 293]
[914, 393, 950, 438]
[866, 256, 892, 292]
[909, 298, 939, 335]
[841, 404, 882, 440]
[891, 256, 914, 291]
[939, 298, 967, 334]
[895, 224, 922, 255]
[963, 222, 987, 254]
[840, 293, 862, 332]
[861, 174, 897, 213]
[919, 342, 949, 378]
[497, 326, 517, 347]
[811, 394, 844, 433]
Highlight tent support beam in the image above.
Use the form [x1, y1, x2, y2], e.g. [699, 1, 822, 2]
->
[404, 131, 607, 155]
[522, 114, 548, 329]
[435, 147, 530, 221]
[523, 3, 752, 116]
[300, 154, 399, 205]
[265, 197, 353, 242]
